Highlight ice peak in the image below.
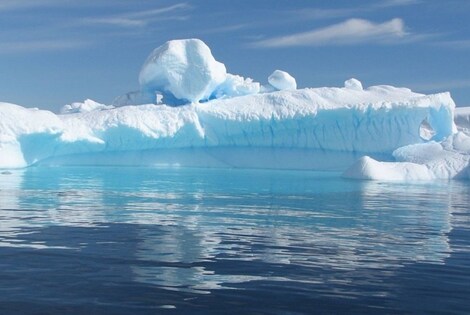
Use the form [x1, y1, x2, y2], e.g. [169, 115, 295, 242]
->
[139, 38, 227, 104]
[268, 70, 297, 91]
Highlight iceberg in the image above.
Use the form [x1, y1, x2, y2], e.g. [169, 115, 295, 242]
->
[0, 38, 466, 180]
[0, 84, 456, 171]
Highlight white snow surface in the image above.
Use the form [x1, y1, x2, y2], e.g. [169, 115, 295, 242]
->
[0, 84, 458, 174]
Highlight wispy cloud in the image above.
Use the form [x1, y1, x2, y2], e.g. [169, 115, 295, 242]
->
[377, 0, 421, 8]
[0, 39, 89, 54]
[82, 17, 147, 28]
[252, 18, 408, 48]
[81, 3, 191, 28]
[293, 0, 421, 21]
[0, 2, 192, 54]
[294, 8, 357, 20]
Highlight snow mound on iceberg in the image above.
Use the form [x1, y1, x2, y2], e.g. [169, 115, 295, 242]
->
[137, 38, 268, 105]
[139, 39, 227, 104]
[61, 99, 114, 114]
[268, 70, 297, 91]
[342, 156, 434, 180]
[344, 78, 363, 91]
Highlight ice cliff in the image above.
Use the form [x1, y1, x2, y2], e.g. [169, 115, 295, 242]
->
[0, 85, 457, 172]
[0, 38, 467, 180]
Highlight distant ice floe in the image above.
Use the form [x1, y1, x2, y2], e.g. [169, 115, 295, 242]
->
[1, 38, 469, 180]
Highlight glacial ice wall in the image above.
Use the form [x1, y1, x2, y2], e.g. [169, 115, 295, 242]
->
[0, 85, 456, 169]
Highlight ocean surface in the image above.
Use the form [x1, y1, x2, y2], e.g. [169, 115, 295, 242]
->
[0, 166, 469, 314]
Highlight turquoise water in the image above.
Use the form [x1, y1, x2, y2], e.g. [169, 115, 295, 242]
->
[0, 166, 469, 314]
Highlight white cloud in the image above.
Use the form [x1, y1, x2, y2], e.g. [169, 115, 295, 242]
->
[291, 0, 421, 21]
[294, 8, 358, 20]
[127, 3, 190, 19]
[253, 18, 407, 48]
[82, 17, 146, 28]
[377, 0, 421, 8]
[81, 3, 191, 28]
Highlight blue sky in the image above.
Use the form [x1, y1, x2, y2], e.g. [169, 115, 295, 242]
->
[0, 0, 469, 111]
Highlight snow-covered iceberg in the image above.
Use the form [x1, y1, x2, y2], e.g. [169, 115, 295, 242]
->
[0, 84, 456, 171]
[0, 38, 467, 180]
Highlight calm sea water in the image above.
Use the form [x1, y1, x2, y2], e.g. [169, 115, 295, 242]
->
[0, 166, 469, 314]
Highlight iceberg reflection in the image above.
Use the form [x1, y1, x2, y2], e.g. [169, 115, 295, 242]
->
[0, 167, 463, 296]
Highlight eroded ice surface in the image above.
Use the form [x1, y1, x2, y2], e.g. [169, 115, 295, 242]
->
[139, 39, 227, 104]
[342, 108, 470, 181]
[0, 85, 456, 171]
[343, 129, 470, 180]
